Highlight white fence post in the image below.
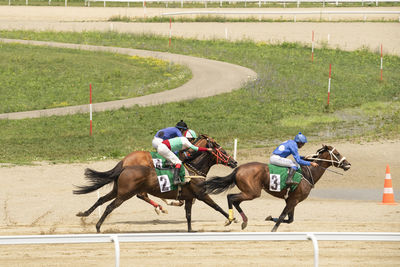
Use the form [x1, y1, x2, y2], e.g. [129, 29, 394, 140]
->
[110, 235, 120, 267]
[233, 138, 237, 160]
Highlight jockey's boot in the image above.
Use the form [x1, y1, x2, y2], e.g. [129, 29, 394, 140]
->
[286, 168, 298, 186]
[173, 166, 181, 185]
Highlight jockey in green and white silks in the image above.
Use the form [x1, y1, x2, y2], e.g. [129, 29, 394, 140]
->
[152, 120, 188, 150]
[270, 132, 318, 185]
[157, 129, 211, 185]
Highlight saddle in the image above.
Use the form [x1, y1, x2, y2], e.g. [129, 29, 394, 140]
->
[268, 164, 303, 192]
[150, 152, 186, 191]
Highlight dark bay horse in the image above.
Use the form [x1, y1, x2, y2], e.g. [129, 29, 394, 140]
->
[74, 135, 237, 232]
[201, 145, 351, 232]
[88, 135, 237, 214]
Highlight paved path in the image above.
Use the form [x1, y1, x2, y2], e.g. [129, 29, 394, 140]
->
[0, 38, 256, 119]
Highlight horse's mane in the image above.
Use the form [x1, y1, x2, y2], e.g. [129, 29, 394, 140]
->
[182, 134, 218, 176]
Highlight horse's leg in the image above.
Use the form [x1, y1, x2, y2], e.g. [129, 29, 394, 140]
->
[196, 194, 230, 220]
[184, 199, 194, 232]
[136, 193, 168, 214]
[96, 196, 126, 233]
[76, 183, 117, 217]
[265, 209, 294, 224]
[270, 203, 296, 232]
[161, 199, 184, 206]
[226, 193, 253, 230]
[265, 197, 296, 224]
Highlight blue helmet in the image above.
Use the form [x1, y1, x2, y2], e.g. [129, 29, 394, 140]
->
[294, 132, 308, 143]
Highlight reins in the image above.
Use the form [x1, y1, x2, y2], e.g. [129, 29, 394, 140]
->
[183, 136, 232, 177]
[211, 147, 232, 165]
[306, 147, 347, 169]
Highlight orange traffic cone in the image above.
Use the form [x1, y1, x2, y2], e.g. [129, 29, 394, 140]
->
[381, 165, 397, 205]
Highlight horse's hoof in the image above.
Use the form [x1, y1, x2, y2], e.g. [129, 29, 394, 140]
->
[76, 212, 86, 217]
[234, 218, 239, 223]
[224, 220, 233, 226]
[154, 207, 161, 215]
[241, 221, 248, 230]
[161, 208, 168, 214]
[265, 215, 273, 221]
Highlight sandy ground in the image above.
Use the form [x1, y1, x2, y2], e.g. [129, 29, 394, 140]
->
[0, 141, 399, 266]
[0, 7, 400, 56]
[0, 6, 400, 267]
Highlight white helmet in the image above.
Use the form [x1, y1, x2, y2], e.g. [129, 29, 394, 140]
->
[184, 129, 197, 139]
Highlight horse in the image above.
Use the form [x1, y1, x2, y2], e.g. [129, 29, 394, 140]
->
[201, 145, 351, 232]
[86, 134, 237, 214]
[73, 135, 238, 233]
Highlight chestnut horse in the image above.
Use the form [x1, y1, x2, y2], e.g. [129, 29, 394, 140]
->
[201, 145, 351, 232]
[74, 135, 237, 232]
[91, 135, 237, 214]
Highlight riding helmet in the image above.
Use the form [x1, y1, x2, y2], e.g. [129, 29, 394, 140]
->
[175, 120, 188, 130]
[184, 129, 197, 139]
[294, 132, 308, 143]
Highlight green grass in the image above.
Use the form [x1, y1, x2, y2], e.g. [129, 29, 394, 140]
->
[109, 15, 400, 23]
[1, 0, 399, 8]
[0, 30, 399, 164]
[0, 43, 191, 113]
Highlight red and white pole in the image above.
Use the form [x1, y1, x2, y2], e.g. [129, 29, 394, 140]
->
[327, 64, 331, 106]
[169, 18, 172, 47]
[311, 30, 315, 62]
[380, 44, 383, 81]
[90, 83, 93, 136]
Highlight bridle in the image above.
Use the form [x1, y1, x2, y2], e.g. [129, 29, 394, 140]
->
[182, 136, 233, 176]
[307, 146, 347, 168]
[209, 140, 233, 165]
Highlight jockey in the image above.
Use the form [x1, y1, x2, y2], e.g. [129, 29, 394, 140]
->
[270, 132, 318, 185]
[152, 120, 188, 151]
[157, 129, 212, 185]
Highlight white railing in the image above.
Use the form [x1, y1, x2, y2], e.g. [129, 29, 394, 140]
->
[1, 232, 399, 267]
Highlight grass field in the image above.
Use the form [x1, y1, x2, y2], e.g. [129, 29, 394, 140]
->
[0, 42, 191, 113]
[0, 30, 399, 164]
[2, 0, 399, 8]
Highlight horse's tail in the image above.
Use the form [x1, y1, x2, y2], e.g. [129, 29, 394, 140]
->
[73, 161, 124, 195]
[202, 168, 238, 194]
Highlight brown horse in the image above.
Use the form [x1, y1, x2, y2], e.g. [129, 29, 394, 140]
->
[91, 135, 237, 214]
[201, 145, 351, 232]
[74, 135, 237, 232]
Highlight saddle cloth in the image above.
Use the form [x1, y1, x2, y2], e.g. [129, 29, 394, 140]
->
[150, 152, 185, 192]
[268, 164, 303, 192]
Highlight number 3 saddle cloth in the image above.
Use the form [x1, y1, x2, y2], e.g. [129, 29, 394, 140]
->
[268, 164, 303, 192]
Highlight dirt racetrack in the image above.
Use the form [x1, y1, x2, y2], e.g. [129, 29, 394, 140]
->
[1, 141, 400, 266]
[0, 6, 400, 267]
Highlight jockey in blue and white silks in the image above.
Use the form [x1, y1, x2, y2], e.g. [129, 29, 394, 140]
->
[270, 132, 318, 185]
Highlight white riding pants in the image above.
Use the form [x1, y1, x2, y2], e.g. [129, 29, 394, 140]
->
[157, 143, 182, 166]
[152, 137, 163, 150]
[270, 154, 299, 170]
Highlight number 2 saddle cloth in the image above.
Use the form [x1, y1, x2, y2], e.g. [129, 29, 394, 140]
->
[150, 152, 185, 192]
[268, 164, 303, 192]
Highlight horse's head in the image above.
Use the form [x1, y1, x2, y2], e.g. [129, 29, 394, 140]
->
[204, 135, 238, 169]
[188, 134, 238, 169]
[314, 145, 351, 171]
